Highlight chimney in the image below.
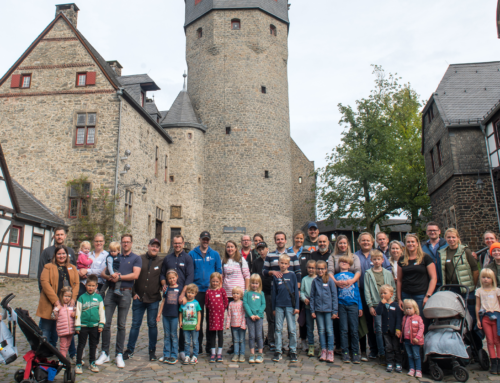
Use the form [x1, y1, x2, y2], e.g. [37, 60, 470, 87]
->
[107, 61, 123, 77]
[55, 3, 80, 28]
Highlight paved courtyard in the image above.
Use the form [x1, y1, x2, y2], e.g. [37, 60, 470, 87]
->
[0, 278, 494, 382]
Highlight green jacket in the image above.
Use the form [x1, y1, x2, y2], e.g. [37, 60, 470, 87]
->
[486, 262, 500, 286]
[75, 292, 105, 330]
[243, 291, 266, 318]
[364, 268, 395, 308]
[439, 244, 475, 293]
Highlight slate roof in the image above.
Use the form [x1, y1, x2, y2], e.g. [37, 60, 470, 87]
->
[185, 0, 289, 27]
[145, 100, 160, 116]
[159, 110, 169, 123]
[117, 74, 160, 91]
[161, 91, 206, 132]
[428, 61, 500, 125]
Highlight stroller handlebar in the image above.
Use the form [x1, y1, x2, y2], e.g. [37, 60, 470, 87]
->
[437, 284, 470, 301]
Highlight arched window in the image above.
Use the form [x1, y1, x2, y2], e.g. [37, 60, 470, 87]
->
[197, 28, 203, 38]
[231, 19, 241, 30]
[270, 24, 277, 36]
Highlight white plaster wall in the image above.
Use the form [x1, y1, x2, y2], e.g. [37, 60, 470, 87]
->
[20, 249, 30, 275]
[0, 180, 13, 209]
[7, 247, 20, 274]
[23, 225, 33, 247]
[0, 246, 7, 273]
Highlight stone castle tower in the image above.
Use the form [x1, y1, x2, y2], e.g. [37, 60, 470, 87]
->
[183, 0, 296, 243]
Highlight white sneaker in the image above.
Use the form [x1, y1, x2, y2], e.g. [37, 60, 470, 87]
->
[116, 353, 125, 368]
[95, 351, 110, 366]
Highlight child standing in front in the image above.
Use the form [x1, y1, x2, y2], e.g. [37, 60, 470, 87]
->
[310, 260, 338, 363]
[300, 260, 316, 357]
[205, 272, 228, 363]
[375, 284, 403, 373]
[334, 256, 363, 364]
[476, 268, 500, 374]
[76, 241, 93, 276]
[75, 275, 105, 374]
[243, 274, 266, 364]
[179, 284, 202, 365]
[364, 250, 396, 364]
[225, 286, 247, 363]
[100, 242, 122, 297]
[271, 254, 300, 363]
[401, 299, 424, 378]
[53, 286, 75, 359]
[157, 269, 181, 364]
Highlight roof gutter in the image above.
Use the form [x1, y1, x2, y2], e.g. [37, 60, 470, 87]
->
[15, 212, 66, 229]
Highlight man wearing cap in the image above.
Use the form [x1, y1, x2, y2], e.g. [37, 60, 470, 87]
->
[122, 238, 164, 362]
[303, 222, 334, 253]
[189, 231, 222, 354]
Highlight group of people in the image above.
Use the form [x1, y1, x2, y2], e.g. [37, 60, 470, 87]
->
[31, 221, 500, 377]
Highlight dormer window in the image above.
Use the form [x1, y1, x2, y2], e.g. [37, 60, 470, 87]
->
[140, 91, 145, 107]
[231, 19, 241, 30]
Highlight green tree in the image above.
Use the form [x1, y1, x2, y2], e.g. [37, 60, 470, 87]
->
[317, 65, 430, 234]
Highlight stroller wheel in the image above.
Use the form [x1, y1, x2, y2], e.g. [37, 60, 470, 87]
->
[452, 366, 469, 382]
[21, 380, 31, 383]
[63, 367, 76, 383]
[14, 369, 25, 383]
[430, 365, 444, 381]
[478, 348, 490, 371]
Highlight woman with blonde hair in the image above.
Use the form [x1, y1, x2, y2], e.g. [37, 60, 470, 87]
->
[397, 234, 437, 315]
[388, 240, 404, 282]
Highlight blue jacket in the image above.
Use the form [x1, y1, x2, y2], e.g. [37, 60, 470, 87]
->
[310, 277, 338, 315]
[355, 250, 392, 290]
[189, 246, 222, 292]
[421, 238, 448, 289]
[375, 300, 402, 334]
[271, 272, 300, 311]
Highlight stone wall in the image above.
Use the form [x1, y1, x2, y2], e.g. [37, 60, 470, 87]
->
[186, 9, 294, 245]
[290, 138, 315, 231]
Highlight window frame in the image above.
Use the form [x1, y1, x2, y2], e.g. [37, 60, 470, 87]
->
[68, 183, 91, 218]
[74, 112, 97, 147]
[124, 190, 133, 224]
[197, 28, 203, 38]
[270, 25, 277, 36]
[76, 72, 87, 87]
[21, 74, 31, 89]
[231, 19, 241, 30]
[9, 226, 22, 246]
[140, 91, 145, 107]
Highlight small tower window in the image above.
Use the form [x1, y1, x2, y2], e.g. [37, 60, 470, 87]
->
[231, 19, 241, 30]
[299, 177, 302, 184]
[261, 86, 267, 94]
[270, 25, 277, 36]
[170, 176, 175, 182]
[226, 127, 231, 135]
[264, 171, 269, 178]
[188, 133, 193, 139]
[197, 28, 203, 38]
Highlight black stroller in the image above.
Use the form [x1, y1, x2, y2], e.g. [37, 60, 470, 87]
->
[1, 293, 75, 383]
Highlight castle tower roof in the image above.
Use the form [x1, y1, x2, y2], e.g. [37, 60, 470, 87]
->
[185, 0, 289, 28]
[161, 90, 206, 132]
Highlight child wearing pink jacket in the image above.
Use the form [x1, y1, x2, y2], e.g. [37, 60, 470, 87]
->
[53, 286, 76, 358]
[401, 299, 424, 378]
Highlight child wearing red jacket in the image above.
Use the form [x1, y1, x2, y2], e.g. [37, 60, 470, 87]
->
[401, 299, 424, 378]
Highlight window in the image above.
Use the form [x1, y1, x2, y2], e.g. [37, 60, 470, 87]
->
[170, 175, 174, 182]
[75, 113, 97, 146]
[270, 25, 277, 36]
[488, 120, 500, 168]
[21, 74, 31, 88]
[198, 176, 201, 184]
[68, 183, 90, 218]
[77, 73, 86, 87]
[261, 86, 267, 94]
[449, 206, 457, 229]
[156, 207, 164, 221]
[231, 19, 241, 30]
[299, 176, 303, 184]
[226, 127, 231, 135]
[155, 146, 159, 176]
[197, 28, 203, 38]
[140, 91, 145, 107]
[75, 72, 96, 87]
[442, 210, 449, 230]
[188, 133, 193, 139]
[9, 226, 21, 245]
[165, 155, 168, 182]
[124, 190, 133, 224]
[436, 141, 442, 167]
[264, 170, 269, 178]
[430, 149, 436, 174]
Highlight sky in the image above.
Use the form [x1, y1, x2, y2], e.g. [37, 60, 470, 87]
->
[1, 0, 499, 171]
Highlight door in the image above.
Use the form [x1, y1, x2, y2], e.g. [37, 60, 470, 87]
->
[169, 227, 181, 253]
[155, 220, 163, 250]
[29, 235, 43, 279]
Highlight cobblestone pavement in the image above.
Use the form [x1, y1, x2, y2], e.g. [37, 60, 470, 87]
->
[0, 278, 494, 382]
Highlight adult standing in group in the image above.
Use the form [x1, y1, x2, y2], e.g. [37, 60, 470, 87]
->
[189, 231, 222, 355]
[472, 231, 498, 268]
[37, 245, 79, 348]
[375, 232, 390, 258]
[396, 234, 437, 316]
[160, 234, 194, 360]
[303, 222, 334, 253]
[123, 238, 164, 362]
[97, 234, 142, 369]
[355, 232, 392, 361]
[38, 227, 76, 291]
[77, 233, 108, 296]
[251, 234, 264, 269]
[388, 240, 404, 283]
[240, 235, 256, 272]
[223, 240, 250, 354]
[263, 232, 301, 286]
[421, 222, 448, 290]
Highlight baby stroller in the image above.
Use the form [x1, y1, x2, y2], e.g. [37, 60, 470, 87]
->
[1, 293, 75, 383]
[423, 285, 489, 382]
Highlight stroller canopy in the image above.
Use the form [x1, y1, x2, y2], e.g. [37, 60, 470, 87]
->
[423, 291, 467, 319]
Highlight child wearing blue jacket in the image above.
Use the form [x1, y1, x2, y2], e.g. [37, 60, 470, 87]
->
[310, 260, 338, 364]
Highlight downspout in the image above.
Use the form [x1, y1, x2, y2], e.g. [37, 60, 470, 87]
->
[480, 123, 500, 231]
[112, 88, 124, 239]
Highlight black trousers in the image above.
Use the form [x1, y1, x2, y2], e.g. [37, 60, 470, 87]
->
[299, 301, 307, 340]
[178, 328, 185, 352]
[264, 293, 275, 344]
[195, 292, 211, 353]
[77, 327, 100, 364]
[383, 333, 403, 365]
[209, 330, 224, 349]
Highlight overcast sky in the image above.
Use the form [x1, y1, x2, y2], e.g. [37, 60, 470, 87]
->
[1, 0, 499, 170]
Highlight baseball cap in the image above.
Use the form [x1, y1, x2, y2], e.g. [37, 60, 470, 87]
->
[149, 238, 161, 246]
[307, 221, 319, 229]
[256, 242, 268, 249]
[200, 231, 211, 239]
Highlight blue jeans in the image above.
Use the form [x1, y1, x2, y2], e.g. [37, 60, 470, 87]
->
[401, 292, 425, 318]
[275, 307, 297, 354]
[184, 330, 199, 358]
[39, 318, 58, 348]
[305, 308, 315, 345]
[338, 304, 359, 354]
[404, 340, 421, 371]
[126, 299, 159, 353]
[373, 315, 385, 356]
[231, 327, 246, 355]
[162, 316, 178, 359]
[315, 312, 334, 351]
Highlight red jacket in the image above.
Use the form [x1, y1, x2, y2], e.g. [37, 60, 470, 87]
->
[401, 314, 424, 346]
[55, 304, 75, 337]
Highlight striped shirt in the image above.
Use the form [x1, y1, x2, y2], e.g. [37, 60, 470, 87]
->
[222, 258, 250, 297]
[262, 249, 301, 282]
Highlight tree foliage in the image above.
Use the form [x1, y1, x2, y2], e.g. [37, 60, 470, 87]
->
[317, 65, 430, 234]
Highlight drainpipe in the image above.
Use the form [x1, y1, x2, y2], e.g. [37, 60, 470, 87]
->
[112, 88, 124, 239]
[480, 123, 500, 231]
